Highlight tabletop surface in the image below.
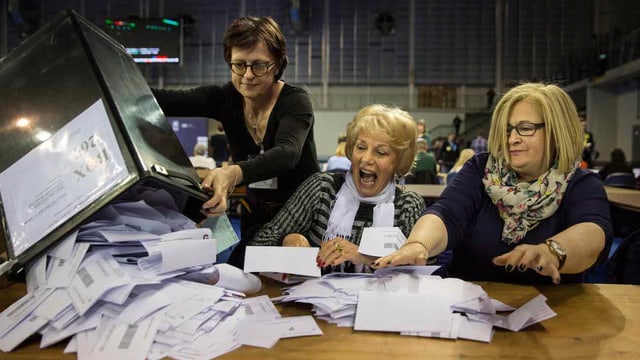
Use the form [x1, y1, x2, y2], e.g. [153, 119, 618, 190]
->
[2, 276, 639, 360]
[403, 184, 640, 212]
[604, 186, 640, 212]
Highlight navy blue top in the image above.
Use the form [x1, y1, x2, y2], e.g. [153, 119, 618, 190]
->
[426, 153, 613, 284]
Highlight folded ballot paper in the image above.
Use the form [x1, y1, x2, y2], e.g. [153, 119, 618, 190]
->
[274, 266, 557, 343]
[0, 194, 321, 359]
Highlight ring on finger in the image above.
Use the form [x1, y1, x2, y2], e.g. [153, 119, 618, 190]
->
[334, 242, 344, 255]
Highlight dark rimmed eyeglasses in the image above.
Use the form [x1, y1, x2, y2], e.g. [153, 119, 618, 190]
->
[507, 122, 545, 136]
[228, 62, 275, 77]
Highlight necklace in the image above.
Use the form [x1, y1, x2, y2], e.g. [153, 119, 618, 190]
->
[248, 116, 265, 148]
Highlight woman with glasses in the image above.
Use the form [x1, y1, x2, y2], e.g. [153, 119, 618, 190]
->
[373, 83, 612, 284]
[152, 16, 319, 267]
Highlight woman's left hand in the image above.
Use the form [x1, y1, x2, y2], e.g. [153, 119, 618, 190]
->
[317, 238, 374, 267]
[201, 165, 241, 217]
[492, 243, 562, 284]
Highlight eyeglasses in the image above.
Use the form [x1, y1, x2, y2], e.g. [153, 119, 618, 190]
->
[506, 122, 545, 136]
[228, 62, 274, 77]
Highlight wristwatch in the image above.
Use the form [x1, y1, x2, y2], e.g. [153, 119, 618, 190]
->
[545, 239, 567, 270]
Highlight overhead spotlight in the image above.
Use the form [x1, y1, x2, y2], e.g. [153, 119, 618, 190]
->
[16, 118, 30, 127]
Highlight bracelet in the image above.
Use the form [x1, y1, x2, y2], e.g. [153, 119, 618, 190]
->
[403, 241, 430, 255]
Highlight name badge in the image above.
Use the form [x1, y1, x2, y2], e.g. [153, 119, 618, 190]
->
[249, 177, 278, 189]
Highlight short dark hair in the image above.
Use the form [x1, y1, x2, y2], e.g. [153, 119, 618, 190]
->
[611, 148, 626, 163]
[223, 16, 288, 80]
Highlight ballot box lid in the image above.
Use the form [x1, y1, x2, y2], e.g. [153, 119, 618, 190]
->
[0, 10, 208, 275]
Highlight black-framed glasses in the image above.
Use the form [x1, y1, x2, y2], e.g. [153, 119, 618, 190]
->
[507, 122, 545, 136]
[228, 62, 274, 77]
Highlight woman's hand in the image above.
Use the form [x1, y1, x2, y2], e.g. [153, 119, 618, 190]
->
[201, 165, 242, 217]
[317, 238, 374, 267]
[492, 243, 562, 284]
[371, 242, 429, 268]
[282, 233, 311, 247]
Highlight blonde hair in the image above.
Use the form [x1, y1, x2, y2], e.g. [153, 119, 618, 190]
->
[487, 83, 582, 173]
[345, 104, 417, 176]
[334, 141, 346, 157]
[453, 148, 475, 170]
[194, 143, 207, 156]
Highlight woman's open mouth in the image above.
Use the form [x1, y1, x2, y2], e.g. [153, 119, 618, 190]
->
[359, 169, 377, 185]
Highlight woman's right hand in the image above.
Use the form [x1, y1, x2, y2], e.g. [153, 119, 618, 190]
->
[201, 165, 242, 217]
[372, 242, 429, 268]
[282, 233, 311, 247]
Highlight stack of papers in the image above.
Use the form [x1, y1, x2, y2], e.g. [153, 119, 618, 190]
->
[274, 266, 557, 342]
[0, 189, 321, 359]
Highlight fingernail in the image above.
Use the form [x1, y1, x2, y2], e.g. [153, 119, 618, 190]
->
[536, 265, 543, 271]
[505, 264, 513, 272]
[553, 277, 560, 285]
[518, 264, 527, 272]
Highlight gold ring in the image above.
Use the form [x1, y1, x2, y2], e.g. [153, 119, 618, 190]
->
[334, 242, 343, 254]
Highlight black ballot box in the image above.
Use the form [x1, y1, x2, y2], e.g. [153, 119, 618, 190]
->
[0, 10, 208, 277]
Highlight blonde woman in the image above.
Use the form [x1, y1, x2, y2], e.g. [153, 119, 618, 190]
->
[375, 83, 612, 285]
[325, 135, 351, 173]
[449, 148, 476, 173]
[251, 104, 425, 273]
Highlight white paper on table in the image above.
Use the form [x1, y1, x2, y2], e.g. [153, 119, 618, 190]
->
[97, 230, 160, 243]
[402, 312, 463, 340]
[0, 287, 54, 337]
[48, 230, 78, 261]
[272, 315, 324, 338]
[491, 298, 516, 312]
[237, 319, 281, 348]
[160, 280, 225, 328]
[141, 228, 216, 273]
[373, 265, 441, 277]
[33, 288, 73, 321]
[0, 314, 49, 352]
[49, 307, 78, 330]
[67, 253, 131, 315]
[358, 227, 406, 257]
[509, 294, 556, 330]
[457, 316, 495, 343]
[64, 336, 77, 353]
[233, 295, 281, 321]
[180, 263, 262, 295]
[116, 288, 172, 325]
[46, 242, 91, 288]
[466, 294, 556, 331]
[244, 246, 321, 277]
[354, 290, 453, 333]
[88, 315, 160, 360]
[26, 253, 47, 294]
[39, 305, 102, 348]
[75, 329, 98, 360]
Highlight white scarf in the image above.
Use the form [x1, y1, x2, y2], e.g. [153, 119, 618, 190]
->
[323, 172, 396, 241]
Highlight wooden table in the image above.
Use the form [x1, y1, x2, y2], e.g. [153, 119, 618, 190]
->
[405, 184, 640, 213]
[2, 276, 639, 360]
[605, 186, 640, 212]
[403, 184, 446, 201]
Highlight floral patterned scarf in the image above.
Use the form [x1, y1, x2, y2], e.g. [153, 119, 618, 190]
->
[482, 155, 578, 245]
